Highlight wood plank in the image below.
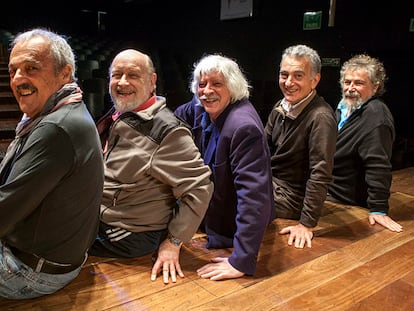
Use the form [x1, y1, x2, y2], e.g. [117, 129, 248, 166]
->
[401, 269, 414, 287]
[187, 194, 414, 310]
[191, 234, 414, 311]
[105, 281, 217, 311]
[391, 167, 414, 196]
[279, 241, 414, 311]
[346, 279, 414, 311]
[0, 168, 413, 310]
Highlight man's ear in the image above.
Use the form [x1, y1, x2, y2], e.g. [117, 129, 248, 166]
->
[311, 73, 321, 89]
[61, 64, 72, 82]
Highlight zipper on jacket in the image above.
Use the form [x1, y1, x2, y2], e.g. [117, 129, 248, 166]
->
[112, 189, 121, 206]
[105, 134, 120, 159]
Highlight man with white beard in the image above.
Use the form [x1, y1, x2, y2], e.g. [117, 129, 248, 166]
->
[89, 49, 213, 284]
[327, 54, 402, 232]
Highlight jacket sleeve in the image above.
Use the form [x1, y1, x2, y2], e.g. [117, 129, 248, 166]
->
[301, 110, 337, 227]
[227, 123, 274, 275]
[174, 99, 196, 127]
[150, 127, 213, 242]
[359, 123, 394, 213]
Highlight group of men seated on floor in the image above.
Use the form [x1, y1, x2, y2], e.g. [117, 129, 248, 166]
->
[0, 28, 403, 300]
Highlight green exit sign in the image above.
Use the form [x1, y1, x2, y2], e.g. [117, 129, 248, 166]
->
[303, 11, 322, 30]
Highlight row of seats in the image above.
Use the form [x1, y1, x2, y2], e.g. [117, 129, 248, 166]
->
[71, 36, 193, 121]
[68, 36, 118, 121]
[0, 30, 193, 122]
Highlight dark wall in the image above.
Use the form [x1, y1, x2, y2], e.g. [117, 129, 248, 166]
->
[96, 0, 412, 135]
[2, 0, 413, 165]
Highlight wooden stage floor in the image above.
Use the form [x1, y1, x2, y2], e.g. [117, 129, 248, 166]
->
[1, 167, 413, 310]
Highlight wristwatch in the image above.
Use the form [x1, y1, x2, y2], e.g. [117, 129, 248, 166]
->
[167, 232, 183, 247]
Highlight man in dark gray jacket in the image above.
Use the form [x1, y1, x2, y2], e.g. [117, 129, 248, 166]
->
[327, 54, 402, 233]
[0, 28, 104, 299]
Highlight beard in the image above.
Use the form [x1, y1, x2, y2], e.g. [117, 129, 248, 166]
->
[114, 99, 138, 113]
[113, 96, 147, 113]
[342, 91, 363, 109]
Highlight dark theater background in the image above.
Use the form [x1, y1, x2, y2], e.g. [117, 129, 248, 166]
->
[1, 0, 413, 168]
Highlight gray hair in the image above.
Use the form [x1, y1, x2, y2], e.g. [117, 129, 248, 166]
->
[340, 54, 387, 96]
[11, 28, 76, 81]
[190, 54, 250, 102]
[281, 44, 321, 77]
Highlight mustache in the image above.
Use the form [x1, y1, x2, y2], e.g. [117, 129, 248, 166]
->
[344, 91, 360, 98]
[199, 95, 220, 101]
[343, 91, 363, 108]
[16, 83, 36, 92]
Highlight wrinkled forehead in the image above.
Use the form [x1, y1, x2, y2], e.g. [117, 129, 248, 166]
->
[343, 68, 370, 81]
[111, 50, 147, 72]
[281, 55, 310, 71]
[9, 37, 51, 65]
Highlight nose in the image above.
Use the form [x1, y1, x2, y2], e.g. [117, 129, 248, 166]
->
[202, 82, 214, 95]
[346, 81, 357, 91]
[9, 69, 24, 89]
[118, 74, 129, 85]
[284, 75, 294, 87]
[10, 68, 24, 80]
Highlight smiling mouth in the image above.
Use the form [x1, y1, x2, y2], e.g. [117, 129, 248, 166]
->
[284, 87, 296, 94]
[16, 83, 36, 96]
[199, 95, 219, 103]
[116, 88, 134, 96]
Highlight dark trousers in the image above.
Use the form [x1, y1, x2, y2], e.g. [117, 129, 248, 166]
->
[89, 222, 168, 258]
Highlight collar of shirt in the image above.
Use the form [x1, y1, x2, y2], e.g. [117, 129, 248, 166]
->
[281, 90, 315, 120]
[337, 99, 363, 130]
